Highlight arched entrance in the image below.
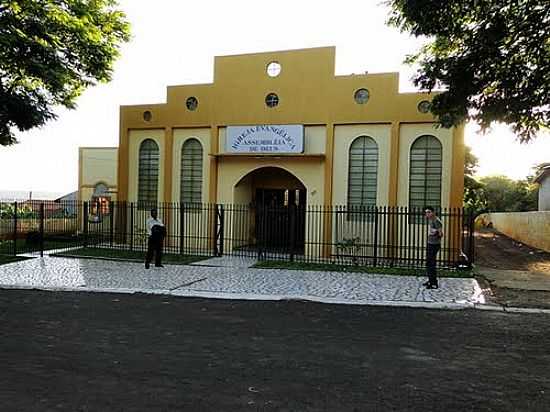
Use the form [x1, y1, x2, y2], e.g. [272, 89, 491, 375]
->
[234, 167, 307, 253]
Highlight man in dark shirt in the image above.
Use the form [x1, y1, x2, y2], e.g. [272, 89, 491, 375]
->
[424, 206, 443, 289]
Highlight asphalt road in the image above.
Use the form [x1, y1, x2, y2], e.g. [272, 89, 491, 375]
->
[1, 289, 548, 411]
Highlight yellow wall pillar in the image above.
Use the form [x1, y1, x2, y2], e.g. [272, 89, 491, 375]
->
[387, 121, 400, 261]
[450, 123, 465, 208]
[450, 123, 466, 260]
[163, 127, 174, 203]
[117, 122, 129, 201]
[388, 121, 400, 206]
[209, 125, 219, 204]
[116, 115, 130, 239]
[323, 124, 334, 257]
[163, 127, 174, 236]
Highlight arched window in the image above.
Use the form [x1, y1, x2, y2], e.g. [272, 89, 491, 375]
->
[347, 136, 378, 220]
[93, 183, 108, 197]
[409, 135, 442, 214]
[181, 138, 203, 204]
[137, 139, 159, 209]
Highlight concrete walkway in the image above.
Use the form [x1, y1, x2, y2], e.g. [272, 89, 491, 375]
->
[0, 255, 493, 310]
[477, 265, 550, 291]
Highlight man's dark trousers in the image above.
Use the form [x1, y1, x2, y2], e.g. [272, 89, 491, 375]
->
[145, 236, 163, 267]
[426, 243, 440, 285]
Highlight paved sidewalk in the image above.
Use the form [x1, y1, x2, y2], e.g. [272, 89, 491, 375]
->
[0, 255, 486, 308]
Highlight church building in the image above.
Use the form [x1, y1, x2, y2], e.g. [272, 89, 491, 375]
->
[79, 46, 466, 262]
[115, 46, 464, 210]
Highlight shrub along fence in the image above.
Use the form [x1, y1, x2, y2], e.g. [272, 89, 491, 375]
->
[0, 201, 475, 269]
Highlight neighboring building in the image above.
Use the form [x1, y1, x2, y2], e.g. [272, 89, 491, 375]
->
[78, 147, 118, 216]
[55, 191, 78, 216]
[534, 164, 550, 211]
[0, 191, 63, 202]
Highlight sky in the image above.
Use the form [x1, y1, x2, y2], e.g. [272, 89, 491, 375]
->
[0, 0, 549, 195]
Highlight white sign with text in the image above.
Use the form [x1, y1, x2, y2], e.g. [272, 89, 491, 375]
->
[226, 125, 304, 153]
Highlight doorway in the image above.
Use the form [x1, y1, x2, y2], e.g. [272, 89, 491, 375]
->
[232, 166, 308, 254]
[255, 188, 306, 252]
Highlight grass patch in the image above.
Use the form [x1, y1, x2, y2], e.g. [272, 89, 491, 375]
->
[252, 260, 473, 278]
[54, 247, 208, 266]
[0, 238, 83, 254]
[0, 255, 32, 266]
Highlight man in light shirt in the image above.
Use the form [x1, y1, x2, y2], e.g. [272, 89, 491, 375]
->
[424, 206, 443, 289]
[145, 208, 165, 269]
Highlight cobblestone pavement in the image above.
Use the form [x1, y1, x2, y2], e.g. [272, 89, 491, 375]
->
[0, 255, 485, 306]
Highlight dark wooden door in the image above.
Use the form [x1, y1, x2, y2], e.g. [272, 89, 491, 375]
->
[255, 189, 306, 252]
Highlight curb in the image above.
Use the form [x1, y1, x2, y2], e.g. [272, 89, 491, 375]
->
[4, 284, 549, 313]
[473, 303, 550, 314]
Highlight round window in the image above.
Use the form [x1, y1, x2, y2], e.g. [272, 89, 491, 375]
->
[143, 111, 152, 121]
[354, 88, 370, 104]
[186, 96, 198, 111]
[265, 93, 279, 108]
[267, 61, 281, 77]
[418, 100, 432, 113]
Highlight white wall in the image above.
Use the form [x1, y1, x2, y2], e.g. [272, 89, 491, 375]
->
[539, 177, 550, 211]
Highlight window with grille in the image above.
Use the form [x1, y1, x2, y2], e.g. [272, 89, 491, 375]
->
[409, 135, 442, 222]
[347, 136, 378, 221]
[181, 138, 203, 206]
[137, 139, 159, 210]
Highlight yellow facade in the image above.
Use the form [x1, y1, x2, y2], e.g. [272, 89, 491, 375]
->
[117, 46, 464, 209]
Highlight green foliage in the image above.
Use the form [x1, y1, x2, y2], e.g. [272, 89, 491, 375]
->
[336, 236, 362, 265]
[463, 145, 487, 214]
[464, 145, 479, 178]
[386, 0, 549, 142]
[0, 0, 130, 145]
[0, 203, 36, 218]
[479, 175, 538, 212]
[134, 226, 148, 246]
[462, 145, 539, 213]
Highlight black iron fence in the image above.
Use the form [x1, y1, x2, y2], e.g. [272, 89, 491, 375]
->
[0, 200, 474, 269]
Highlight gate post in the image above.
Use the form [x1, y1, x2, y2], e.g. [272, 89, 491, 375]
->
[373, 206, 378, 267]
[129, 203, 134, 252]
[219, 204, 224, 256]
[289, 204, 296, 262]
[179, 202, 184, 254]
[109, 201, 114, 247]
[256, 203, 264, 260]
[83, 202, 89, 248]
[39, 202, 45, 257]
[213, 204, 224, 257]
[468, 210, 475, 269]
[13, 201, 17, 256]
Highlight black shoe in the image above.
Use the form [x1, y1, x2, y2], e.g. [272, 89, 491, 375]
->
[422, 281, 431, 287]
[426, 283, 439, 289]
[145, 263, 150, 269]
[155, 264, 164, 268]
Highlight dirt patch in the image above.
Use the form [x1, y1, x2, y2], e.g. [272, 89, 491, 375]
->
[475, 228, 550, 308]
[475, 228, 550, 273]
[476, 274, 550, 309]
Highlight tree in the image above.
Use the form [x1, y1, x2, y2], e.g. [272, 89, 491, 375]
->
[386, 0, 550, 142]
[0, 203, 36, 218]
[480, 175, 537, 212]
[0, 0, 130, 146]
[463, 145, 487, 214]
[464, 144, 479, 178]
